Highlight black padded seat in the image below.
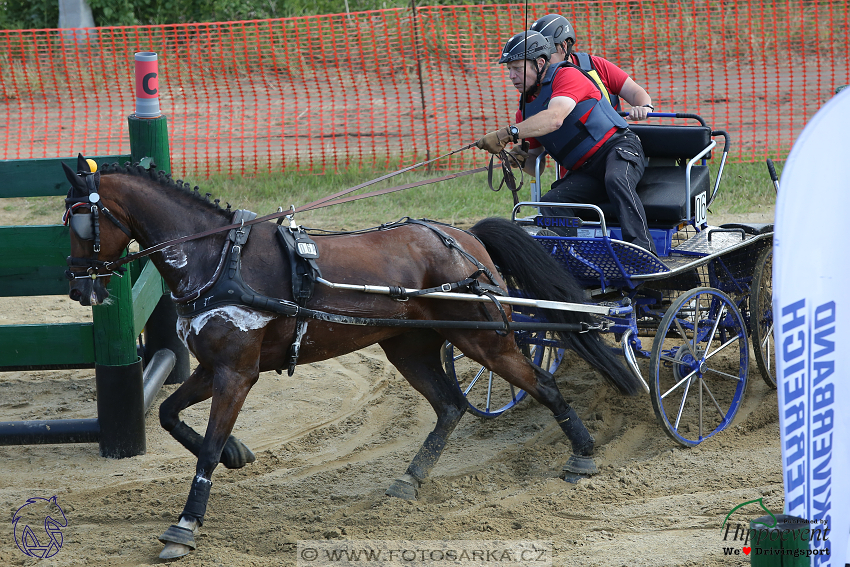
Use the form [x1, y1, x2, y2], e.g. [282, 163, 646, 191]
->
[572, 123, 714, 225]
[576, 165, 710, 225]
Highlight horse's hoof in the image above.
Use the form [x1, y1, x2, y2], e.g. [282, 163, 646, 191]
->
[385, 474, 419, 500]
[220, 435, 256, 469]
[158, 524, 196, 559]
[562, 454, 599, 477]
[159, 542, 193, 560]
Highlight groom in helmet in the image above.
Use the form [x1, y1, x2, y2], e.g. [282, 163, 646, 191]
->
[477, 29, 656, 254]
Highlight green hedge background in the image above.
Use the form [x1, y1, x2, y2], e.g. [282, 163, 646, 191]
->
[0, 0, 491, 29]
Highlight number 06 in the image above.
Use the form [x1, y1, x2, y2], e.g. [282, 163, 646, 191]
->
[694, 191, 707, 225]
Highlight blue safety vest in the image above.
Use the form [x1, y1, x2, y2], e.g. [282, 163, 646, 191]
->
[522, 61, 627, 169]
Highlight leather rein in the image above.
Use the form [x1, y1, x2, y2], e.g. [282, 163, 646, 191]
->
[67, 142, 521, 277]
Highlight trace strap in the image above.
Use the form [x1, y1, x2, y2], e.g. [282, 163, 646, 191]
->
[103, 143, 481, 272]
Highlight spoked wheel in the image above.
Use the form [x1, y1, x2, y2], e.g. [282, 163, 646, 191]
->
[441, 331, 563, 418]
[750, 246, 776, 388]
[649, 287, 749, 446]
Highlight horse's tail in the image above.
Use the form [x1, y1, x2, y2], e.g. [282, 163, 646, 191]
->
[469, 217, 641, 396]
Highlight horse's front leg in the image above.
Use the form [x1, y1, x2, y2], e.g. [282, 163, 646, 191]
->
[159, 364, 256, 469]
[158, 364, 259, 559]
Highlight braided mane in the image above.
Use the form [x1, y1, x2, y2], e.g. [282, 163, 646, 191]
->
[99, 162, 232, 218]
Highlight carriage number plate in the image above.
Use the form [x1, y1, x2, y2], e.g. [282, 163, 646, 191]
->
[694, 191, 707, 225]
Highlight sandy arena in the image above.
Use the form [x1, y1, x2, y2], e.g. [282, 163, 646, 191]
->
[0, 211, 779, 567]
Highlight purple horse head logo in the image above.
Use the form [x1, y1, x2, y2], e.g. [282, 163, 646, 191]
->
[12, 496, 68, 558]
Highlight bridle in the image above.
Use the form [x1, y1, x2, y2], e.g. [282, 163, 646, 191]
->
[63, 169, 132, 281]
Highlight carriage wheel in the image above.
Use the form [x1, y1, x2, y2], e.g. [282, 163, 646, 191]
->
[441, 332, 563, 418]
[750, 247, 776, 388]
[649, 287, 749, 446]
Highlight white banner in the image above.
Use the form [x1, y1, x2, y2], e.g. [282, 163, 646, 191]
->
[774, 87, 850, 566]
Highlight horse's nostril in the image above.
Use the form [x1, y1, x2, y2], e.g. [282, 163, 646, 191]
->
[69, 289, 82, 301]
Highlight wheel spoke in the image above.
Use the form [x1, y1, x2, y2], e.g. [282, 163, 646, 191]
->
[485, 371, 494, 411]
[704, 366, 743, 382]
[453, 352, 466, 363]
[463, 366, 486, 395]
[699, 376, 726, 417]
[692, 293, 701, 355]
[703, 303, 726, 347]
[705, 335, 743, 361]
[699, 372, 704, 438]
[760, 322, 773, 349]
[673, 319, 698, 359]
[673, 376, 693, 430]
[661, 366, 700, 399]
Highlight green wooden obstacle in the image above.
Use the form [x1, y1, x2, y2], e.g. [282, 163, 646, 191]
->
[0, 118, 190, 456]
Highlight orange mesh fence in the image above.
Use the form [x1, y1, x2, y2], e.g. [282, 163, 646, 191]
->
[1, 1, 848, 176]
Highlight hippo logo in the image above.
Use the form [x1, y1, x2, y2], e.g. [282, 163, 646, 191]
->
[11, 496, 67, 558]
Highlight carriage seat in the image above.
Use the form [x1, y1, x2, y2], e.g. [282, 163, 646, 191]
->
[572, 124, 713, 226]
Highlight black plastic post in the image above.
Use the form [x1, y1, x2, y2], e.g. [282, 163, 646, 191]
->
[0, 419, 99, 445]
[144, 295, 190, 384]
[96, 357, 146, 458]
[749, 514, 811, 566]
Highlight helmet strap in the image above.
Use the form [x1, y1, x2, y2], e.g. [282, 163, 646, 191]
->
[534, 59, 547, 90]
[564, 39, 574, 59]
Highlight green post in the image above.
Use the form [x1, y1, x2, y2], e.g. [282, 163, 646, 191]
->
[749, 514, 811, 566]
[92, 267, 137, 365]
[127, 103, 190, 385]
[128, 115, 171, 174]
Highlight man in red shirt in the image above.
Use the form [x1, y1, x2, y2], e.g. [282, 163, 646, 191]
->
[531, 13, 654, 121]
[477, 30, 655, 254]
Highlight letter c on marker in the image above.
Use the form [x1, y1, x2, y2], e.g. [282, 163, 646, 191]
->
[143, 72, 158, 95]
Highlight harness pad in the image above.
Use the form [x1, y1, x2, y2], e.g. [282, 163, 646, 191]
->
[276, 226, 322, 307]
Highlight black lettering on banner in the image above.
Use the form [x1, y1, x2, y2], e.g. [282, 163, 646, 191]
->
[143, 72, 158, 95]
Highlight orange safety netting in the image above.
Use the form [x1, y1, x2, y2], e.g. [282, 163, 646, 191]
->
[1, 1, 848, 176]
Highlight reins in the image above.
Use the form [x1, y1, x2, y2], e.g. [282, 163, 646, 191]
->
[100, 143, 480, 271]
[90, 140, 517, 274]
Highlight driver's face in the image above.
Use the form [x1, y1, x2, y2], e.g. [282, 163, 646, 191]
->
[506, 59, 543, 93]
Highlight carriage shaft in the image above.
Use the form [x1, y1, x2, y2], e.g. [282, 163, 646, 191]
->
[316, 278, 615, 316]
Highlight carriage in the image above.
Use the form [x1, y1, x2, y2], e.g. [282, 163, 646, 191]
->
[443, 112, 776, 447]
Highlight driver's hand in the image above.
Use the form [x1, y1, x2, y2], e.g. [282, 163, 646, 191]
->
[628, 105, 652, 121]
[476, 128, 512, 154]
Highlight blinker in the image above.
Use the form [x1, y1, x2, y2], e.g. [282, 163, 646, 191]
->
[70, 212, 94, 240]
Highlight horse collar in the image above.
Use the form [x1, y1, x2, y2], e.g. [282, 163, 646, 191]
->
[173, 210, 264, 317]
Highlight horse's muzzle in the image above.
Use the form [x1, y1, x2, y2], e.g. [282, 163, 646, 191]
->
[68, 277, 110, 306]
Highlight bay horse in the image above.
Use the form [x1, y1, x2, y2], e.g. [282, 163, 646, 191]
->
[61, 157, 640, 559]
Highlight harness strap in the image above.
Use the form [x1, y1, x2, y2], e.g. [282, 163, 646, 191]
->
[404, 219, 502, 288]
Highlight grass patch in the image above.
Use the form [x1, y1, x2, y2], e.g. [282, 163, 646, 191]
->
[708, 159, 782, 216]
[0, 160, 780, 229]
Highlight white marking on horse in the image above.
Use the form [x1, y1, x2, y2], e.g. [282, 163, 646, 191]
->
[163, 247, 188, 269]
[176, 306, 276, 349]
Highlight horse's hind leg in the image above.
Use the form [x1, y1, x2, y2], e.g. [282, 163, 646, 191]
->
[379, 331, 468, 500]
[159, 364, 256, 469]
[447, 331, 597, 479]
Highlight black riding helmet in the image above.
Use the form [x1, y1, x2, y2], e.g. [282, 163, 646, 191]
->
[499, 30, 551, 94]
[531, 14, 576, 57]
[498, 30, 551, 64]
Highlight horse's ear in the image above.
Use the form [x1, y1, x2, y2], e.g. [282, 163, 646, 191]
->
[62, 162, 86, 194]
[77, 153, 91, 173]
[62, 162, 79, 185]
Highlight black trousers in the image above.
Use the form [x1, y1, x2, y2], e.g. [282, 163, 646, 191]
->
[540, 130, 655, 253]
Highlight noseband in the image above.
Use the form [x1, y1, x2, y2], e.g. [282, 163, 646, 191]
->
[63, 168, 131, 281]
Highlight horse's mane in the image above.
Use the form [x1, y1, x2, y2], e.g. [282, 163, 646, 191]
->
[99, 162, 232, 219]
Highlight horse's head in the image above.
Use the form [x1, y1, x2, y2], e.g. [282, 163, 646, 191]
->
[63, 154, 133, 306]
